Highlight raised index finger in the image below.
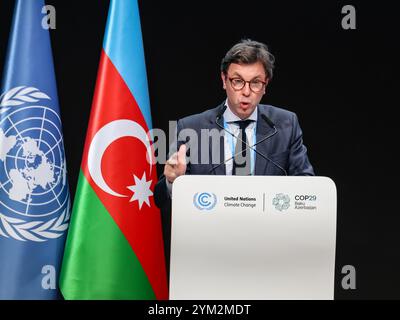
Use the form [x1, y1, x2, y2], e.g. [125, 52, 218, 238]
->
[177, 144, 187, 165]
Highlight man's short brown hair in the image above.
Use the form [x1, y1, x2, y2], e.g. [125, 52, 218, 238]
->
[221, 39, 275, 80]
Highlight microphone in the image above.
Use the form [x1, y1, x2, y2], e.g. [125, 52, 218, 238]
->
[261, 113, 275, 128]
[209, 109, 288, 175]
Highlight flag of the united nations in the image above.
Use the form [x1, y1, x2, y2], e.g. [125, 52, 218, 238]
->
[0, 0, 70, 299]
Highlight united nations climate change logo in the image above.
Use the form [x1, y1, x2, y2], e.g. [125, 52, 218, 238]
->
[0, 86, 70, 242]
[272, 193, 290, 211]
[193, 192, 217, 211]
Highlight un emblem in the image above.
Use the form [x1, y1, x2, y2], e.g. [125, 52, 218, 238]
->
[0, 86, 70, 242]
[272, 193, 290, 212]
[193, 192, 217, 211]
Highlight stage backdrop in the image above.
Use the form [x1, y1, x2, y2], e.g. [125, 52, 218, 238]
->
[0, 0, 398, 299]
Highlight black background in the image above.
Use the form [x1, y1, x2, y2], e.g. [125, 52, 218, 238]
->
[0, 0, 399, 300]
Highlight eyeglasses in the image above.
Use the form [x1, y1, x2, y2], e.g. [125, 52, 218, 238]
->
[228, 77, 267, 93]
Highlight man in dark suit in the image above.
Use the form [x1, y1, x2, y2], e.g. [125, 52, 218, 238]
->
[154, 39, 314, 209]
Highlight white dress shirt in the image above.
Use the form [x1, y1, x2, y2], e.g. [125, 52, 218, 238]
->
[223, 101, 257, 175]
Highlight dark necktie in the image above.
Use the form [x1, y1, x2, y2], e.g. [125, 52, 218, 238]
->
[232, 119, 254, 176]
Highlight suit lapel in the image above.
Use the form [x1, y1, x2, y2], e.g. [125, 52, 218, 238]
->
[209, 103, 226, 175]
[255, 107, 275, 175]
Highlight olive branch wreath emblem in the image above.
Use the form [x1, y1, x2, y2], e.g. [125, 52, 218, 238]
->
[0, 86, 70, 241]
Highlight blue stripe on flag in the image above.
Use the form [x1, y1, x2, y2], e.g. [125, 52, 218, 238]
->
[103, 0, 153, 130]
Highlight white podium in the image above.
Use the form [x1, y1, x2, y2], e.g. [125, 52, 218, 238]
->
[169, 176, 337, 300]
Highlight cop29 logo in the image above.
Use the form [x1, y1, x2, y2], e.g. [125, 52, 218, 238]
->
[193, 192, 217, 211]
[272, 193, 290, 212]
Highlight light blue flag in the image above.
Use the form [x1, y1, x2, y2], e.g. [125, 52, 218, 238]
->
[0, 0, 70, 299]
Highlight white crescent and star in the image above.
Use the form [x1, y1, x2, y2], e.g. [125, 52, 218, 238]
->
[87, 119, 153, 209]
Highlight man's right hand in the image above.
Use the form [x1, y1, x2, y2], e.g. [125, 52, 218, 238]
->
[164, 144, 187, 184]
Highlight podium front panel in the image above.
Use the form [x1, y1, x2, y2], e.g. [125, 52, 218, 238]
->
[170, 176, 337, 300]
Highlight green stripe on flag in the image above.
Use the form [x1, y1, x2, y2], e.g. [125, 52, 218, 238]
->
[59, 170, 155, 299]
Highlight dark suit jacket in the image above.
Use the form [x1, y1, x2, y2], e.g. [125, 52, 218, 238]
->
[154, 102, 314, 209]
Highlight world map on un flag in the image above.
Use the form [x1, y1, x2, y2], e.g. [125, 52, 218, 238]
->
[0, 129, 61, 203]
[0, 87, 70, 242]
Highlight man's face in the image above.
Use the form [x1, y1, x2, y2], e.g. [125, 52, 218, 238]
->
[221, 61, 269, 119]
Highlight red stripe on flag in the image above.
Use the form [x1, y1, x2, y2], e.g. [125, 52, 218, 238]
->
[80, 50, 168, 300]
